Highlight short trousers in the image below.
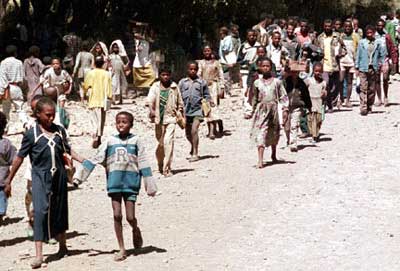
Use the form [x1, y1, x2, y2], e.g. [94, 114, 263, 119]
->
[340, 66, 356, 73]
[109, 192, 137, 202]
[186, 115, 204, 125]
[0, 187, 8, 215]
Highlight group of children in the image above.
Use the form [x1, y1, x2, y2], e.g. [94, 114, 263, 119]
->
[1, 11, 400, 269]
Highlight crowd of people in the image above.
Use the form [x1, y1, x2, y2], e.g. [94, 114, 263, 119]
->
[0, 10, 400, 269]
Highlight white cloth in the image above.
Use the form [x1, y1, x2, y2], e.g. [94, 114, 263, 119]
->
[133, 39, 151, 68]
[0, 57, 24, 94]
[90, 42, 109, 57]
[110, 40, 128, 57]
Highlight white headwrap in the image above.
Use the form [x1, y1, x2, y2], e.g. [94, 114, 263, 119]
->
[110, 39, 128, 57]
[90, 41, 109, 57]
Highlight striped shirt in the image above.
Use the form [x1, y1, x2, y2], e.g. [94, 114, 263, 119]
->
[75, 133, 153, 200]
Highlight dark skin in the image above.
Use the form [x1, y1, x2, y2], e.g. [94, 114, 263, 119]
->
[202, 47, 224, 139]
[185, 63, 213, 160]
[287, 25, 295, 39]
[341, 21, 355, 107]
[300, 21, 309, 36]
[112, 114, 144, 260]
[343, 21, 353, 35]
[254, 60, 285, 168]
[323, 22, 333, 36]
[247, 31, 257, 47]
[375, 21, 389, 105]
[3, 104, 84, 265]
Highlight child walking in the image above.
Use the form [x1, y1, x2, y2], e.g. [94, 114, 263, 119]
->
[198, 45, 225, 139]
[250, 58, 289, 168]
[0, 112, 16, 224]
[4, 97, 83, 268]
[304, 63, 327, 142]
[178, 61, 212, 162]
[73, 111, 156, 261]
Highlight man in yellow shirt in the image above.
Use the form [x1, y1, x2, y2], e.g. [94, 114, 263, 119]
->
[84, 56, 112, 148]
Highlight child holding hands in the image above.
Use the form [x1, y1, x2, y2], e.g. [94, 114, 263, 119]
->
[74, 111, 156, 261]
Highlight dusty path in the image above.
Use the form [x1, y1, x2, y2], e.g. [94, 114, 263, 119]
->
[1, 81, 400, 270]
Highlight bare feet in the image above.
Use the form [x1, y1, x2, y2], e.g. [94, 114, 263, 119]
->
[30, 257, 43, 269]
[113, 250, 127, 262]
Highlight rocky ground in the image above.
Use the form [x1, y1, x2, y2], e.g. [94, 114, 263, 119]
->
[0, 81, 400, 271]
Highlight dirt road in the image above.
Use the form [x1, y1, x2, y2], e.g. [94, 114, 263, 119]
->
[1, 82, 400, 270]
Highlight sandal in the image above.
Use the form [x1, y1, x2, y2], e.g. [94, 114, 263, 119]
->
[113, 251, 127, 262]
[30, 258, 43, 269]
[133, 227, 143, 249]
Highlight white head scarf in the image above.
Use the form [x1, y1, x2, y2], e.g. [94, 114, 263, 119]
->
[90, 41, 109, 57]
[110, 40, 128, 57]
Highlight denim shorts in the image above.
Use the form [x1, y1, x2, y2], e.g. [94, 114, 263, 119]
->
[0, 187, 8, 216]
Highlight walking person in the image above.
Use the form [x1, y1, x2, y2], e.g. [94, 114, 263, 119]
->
[178, 61, 212, 162]
[83, 56, 112, 149]
[4, 97, 84, 268]
[73, 40, 94, 103]
[147, 67, 184, 177]
[24, 46, 45, 103]
[355, 25, 386, 116]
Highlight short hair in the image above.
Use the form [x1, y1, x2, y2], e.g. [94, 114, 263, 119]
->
[94, 56, 104, 68]
[258, 57, 273, 66]
[116, 111, 134, 126]
[42, 56, 52, 65]
[5, 45, 17, 56]
[34, 97, 56, 116]
[334, 18, 342, 23]
[246, 29, 256, 35]
[396, 9, 400, 16]
[365, 25, 376, 32]
[187, 60, 199, 69]
[300, 18, 308, 24]
[81, 40, 91, 51]
[28, 46, 40, 57]
[51, 57, 61, 64]
[159, 65, 172, 74]
[344, 19, 352, 25]
[313, 62, 323, 70]
[272, 31, 281, 37]
[324, 19, 333, 25]
[377, 18, 386, 25]
[0, 112, 7, 137]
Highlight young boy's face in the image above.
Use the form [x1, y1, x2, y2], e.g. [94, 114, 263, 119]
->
[116, 114, 132, 135]
[323, 22, 332, 34]
[160, 72, 171, 84]
[37, 104, 55, 130]
[52, 59, 61, 73]
[344, 22, 353, 34]
[203, 47, 212, 59]
[376, 21, 385, 33]
[314, 65, 323, 79]
[259, 60, 272, 75]
[272, 33, 281, 47]
[256, 47, 266, 57]
[287, 25, 295, 37]
[334, 21, 342, 31]
[366, 29, 375, 40]
[187, 64, 198, 79]
[300, 22, 308, 34]
[247, 31, 257, 44]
